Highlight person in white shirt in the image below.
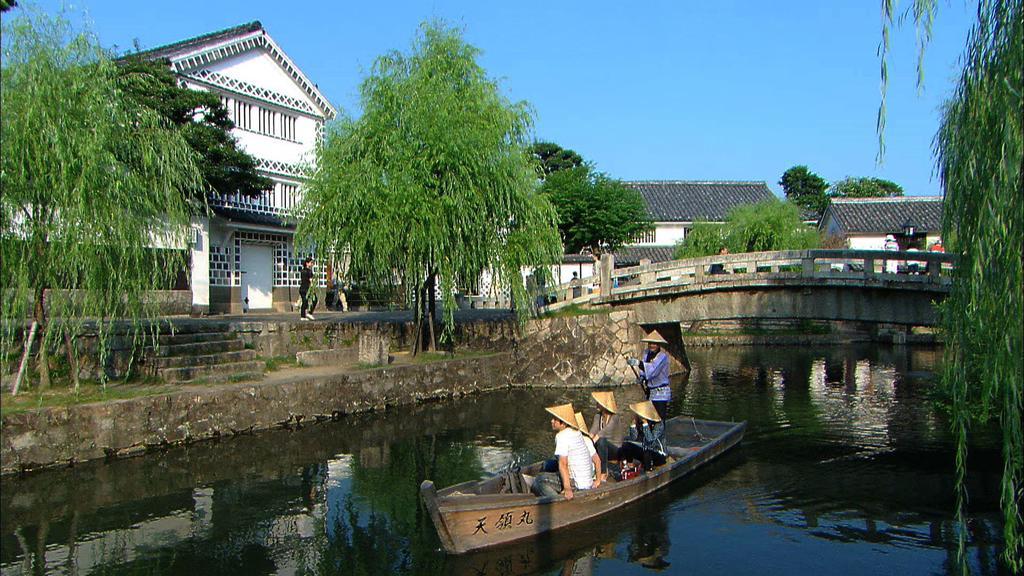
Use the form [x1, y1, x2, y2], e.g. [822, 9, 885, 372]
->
[532, 403, 601, 500]
[883, 234, 900, 273]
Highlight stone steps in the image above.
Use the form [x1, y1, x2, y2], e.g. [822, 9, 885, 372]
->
[142, 328, 264, 384]
[156, 331, 239, 347]
[149, 339, 245, 357]
[149, 349, 258, 369]
[157, 360, 265, 384]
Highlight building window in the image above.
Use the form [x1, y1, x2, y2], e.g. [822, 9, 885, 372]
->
[222, 95, 300, 142]
[281, 114, 296, 141]
[633, 229, 657, 244]
[233, 100, 252, 130]
[280, 182, 299, 210]
[258, 107, 276, 135]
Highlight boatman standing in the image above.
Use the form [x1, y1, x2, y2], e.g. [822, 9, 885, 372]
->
[628, 335, 671, 421]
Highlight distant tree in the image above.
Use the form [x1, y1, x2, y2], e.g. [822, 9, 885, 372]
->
[1, 1, 17, 13]
[829, 176, 903, 198]
[726, 199, 819, 252]
[530, 141, 584, 179]
[673, 221, 726, 259]
[779, 165, 830, 215]
[116, 57, 273, 207]
[1, 11, 201, 392]
[674, 199, 818, 258]
[296, 22, 562, 353]
[819, 233, 848, 249]
[541, 166, 652, 254]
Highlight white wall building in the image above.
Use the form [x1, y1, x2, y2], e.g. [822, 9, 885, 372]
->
[616, 180, 776, 266]
[137, 21, 336, 314]
[818, 196, 943, 251]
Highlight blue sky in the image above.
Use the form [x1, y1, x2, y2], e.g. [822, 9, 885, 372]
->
[27, 1, 974, 196]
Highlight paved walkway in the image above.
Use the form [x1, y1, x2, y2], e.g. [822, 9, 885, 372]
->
[161, 308, 515, 327]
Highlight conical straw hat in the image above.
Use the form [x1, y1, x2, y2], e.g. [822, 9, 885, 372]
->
[641, 334, 669, 345]
[591, 391, 618, 414]
[545, 403, 577, 429]
[574, 412, 593, 439]
[630, 400, 662, 422]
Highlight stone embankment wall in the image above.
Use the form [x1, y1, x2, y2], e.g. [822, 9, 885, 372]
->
[509, 311, 642, 387]
[0, 316, 523, 383]
[1, 353, 511, 474]
[238, 317, 522, 359]
[1, 311, 646, 474]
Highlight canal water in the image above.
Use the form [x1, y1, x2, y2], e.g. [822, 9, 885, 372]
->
[0, 345, 1009, 575]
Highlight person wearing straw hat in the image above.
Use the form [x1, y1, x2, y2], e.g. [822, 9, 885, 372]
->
[575, 412, 599, 458]
[618, 400, 668, 471]
[532, 403, 601, 499]
[589, 391, 623, 483]
[627, 334, 672, 420]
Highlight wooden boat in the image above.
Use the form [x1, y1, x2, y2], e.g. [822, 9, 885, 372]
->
[420, 417, 746, 554]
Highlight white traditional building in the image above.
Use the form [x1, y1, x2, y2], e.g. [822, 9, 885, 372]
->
[818, 196, 943, 251]
[137, 21, 336, 314]
[615, 180, 777, 265]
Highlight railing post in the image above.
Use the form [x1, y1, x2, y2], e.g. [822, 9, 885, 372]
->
[802, 256, 815, 277]
[600, 253, 613, 296]
[863, 257, 875, 278]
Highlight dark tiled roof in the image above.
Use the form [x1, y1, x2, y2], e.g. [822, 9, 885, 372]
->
[822, 197, 943, 234]
[132, 21, 264, 61]
[625, 181, 776, 222]
[613, 246, 676, 267]
[211, 205, 295, 229]
[562, 253, 596, 264]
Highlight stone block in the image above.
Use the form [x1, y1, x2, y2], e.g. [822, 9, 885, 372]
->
[608, 310, 629, 323]
[358, 332, 390, 365]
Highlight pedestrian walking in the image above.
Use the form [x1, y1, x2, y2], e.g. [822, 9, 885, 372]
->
[299, 257, 317, 320]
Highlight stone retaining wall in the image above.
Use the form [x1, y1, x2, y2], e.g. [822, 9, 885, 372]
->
[509, 311, 643, 387]
[0, 311, 647, 474]
[1, 353, 512, 474]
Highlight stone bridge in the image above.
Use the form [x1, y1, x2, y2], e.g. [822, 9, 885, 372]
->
[546, 249, 956, 329]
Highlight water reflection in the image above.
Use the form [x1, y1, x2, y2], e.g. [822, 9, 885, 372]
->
[0, 344, 1010, 575]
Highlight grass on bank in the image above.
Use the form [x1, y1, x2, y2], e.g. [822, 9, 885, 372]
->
[1, 379, 181, 417]
[538, 303, 607, 319]
[2, 350, 498, 416]
[263, 355, 298, 371]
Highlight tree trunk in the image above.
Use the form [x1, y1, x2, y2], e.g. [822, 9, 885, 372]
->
[64, 332, 80, 391]
[426, 270, 437, 352]
[12, 321, 37, 395]
[412, 281, 423, 357]
[34, 287, 50, 390]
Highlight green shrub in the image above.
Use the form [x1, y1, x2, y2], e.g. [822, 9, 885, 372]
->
[674, 199, 818, 258]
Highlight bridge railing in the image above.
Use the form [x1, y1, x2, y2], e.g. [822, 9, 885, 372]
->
[534, 249, 957, 312]
[604, 249, 957, 299]
[537, 276, 602, 312]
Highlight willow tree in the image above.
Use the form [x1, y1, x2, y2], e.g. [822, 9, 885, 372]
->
[1, 11, 201, 391]
[883, 1, 1023, 569]
[297, 22, 562, 351]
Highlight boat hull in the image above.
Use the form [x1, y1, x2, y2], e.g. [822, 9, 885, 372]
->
[421, 417, 746, 554]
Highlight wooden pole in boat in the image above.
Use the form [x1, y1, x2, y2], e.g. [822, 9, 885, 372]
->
[622, 353, 649, 398]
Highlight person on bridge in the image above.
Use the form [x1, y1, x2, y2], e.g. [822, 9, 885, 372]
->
[619, 400, 668, 472]
[884, 234, 900, 273]
[532, 403, 601, 500]
[628, 335, 671, 421]
[708, 246, 729, 275]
